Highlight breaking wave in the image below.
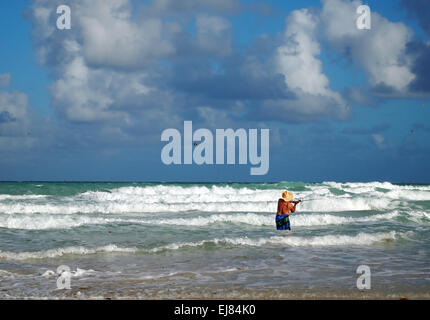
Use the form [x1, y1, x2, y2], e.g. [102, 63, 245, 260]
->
[0, 211, 402, 230]
[2, 181, 426, 214]
[0, 232, 399, 260]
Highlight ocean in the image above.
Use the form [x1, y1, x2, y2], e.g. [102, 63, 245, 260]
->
[0, 181, 429, 299]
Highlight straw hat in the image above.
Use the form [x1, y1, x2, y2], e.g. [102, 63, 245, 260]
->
[281, 190, 293, 201]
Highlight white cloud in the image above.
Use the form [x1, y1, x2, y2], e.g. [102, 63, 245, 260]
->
[145, 0, 241, 16]
[29, 0, 176, 69]
[32, 5, 55, 38]
[0, 74, 52, 153]
[0, 73, 11, 87]
[26, 0, 239, 138]
[77, 0, 174, 69]
[28, 0, 399, 141]
[264, 9, 349, 121]
[276, 9, 333, 96]
[196, 14, 232, 56]
[197, 105, 234, 128]
[0, 90, 27, 128]
[50, 56, 153, 124]
[0, 74, 30, 137]
[321, 0, 415, 92]
[372, 133, 386, 149]
[28, 0, 172, 135]
[0, 73, 55, 156]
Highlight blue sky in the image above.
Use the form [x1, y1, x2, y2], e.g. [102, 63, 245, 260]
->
[0, 0, 429, 182]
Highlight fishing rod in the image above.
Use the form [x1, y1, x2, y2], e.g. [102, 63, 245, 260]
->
[294, 198, 323, 202]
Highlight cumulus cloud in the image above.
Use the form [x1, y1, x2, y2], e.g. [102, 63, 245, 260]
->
[341, 86, 380, 107]
[342, 123, 390, 135]
[142, 0, 241, 17]
[276, 9, 331, 96]
[79, 0, 174, 69]
[51, 56, 134, 123]
[262, 8, 349, 122]
[0, 87, 29, 136]
[195, 14, 232, 57]
[405, 41, 430, 94]
[0, 73, 53, 154]
[0, 73, 11, 87]
[167, 55, 292, 101]
[372, 133, 386, 149]
[28, 0, 175, 69]
[22, 0, 430, 155]
[402, 0, 430, 38]
[25, 0, 355, 145]
[321, 0, 416, 94]
[25, 0, 186, 148]
[398, 0, 430, 96]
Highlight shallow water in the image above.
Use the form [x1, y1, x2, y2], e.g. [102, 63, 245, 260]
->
[0, 181, 429, 299]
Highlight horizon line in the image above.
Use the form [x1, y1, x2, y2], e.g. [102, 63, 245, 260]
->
[0, 180, 428, 185]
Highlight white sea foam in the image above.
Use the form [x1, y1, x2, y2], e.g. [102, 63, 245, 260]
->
[0, 196, 397, 214]
[0, 245, 136, 261]
[140, 213, 273, 227]
[41, 268, 95, 278]
[293, 211, 399, 227]
[0, 183, 427, 215]
[0, 215, 116, 230]
[149, 231, 399, 252]
[0, 194, 47, 200]
[0, 269, 16, 277]
[78, 185, 276, 204]
[324, 181, 430, 193]
[0, 232, 399, 260]
[0, 211, 400, 230]
[383, 190, 430, 201]
[298, 197, 393, 212]
[405, 210, 430, 224]
[137, 211, 398, 227]
[41, 270, 56, 278]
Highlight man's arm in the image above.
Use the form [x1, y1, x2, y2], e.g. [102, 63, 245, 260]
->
[289, 200, 301, 213]
[288, 202, 296, 213]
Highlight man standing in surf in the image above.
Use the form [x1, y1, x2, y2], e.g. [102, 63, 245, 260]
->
[276, 190, 301, 230]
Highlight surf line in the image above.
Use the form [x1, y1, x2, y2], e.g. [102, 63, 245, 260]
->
[161, 121, 269, 175]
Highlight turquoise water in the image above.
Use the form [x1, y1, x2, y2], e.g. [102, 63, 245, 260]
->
[0, 181, 429, 298]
